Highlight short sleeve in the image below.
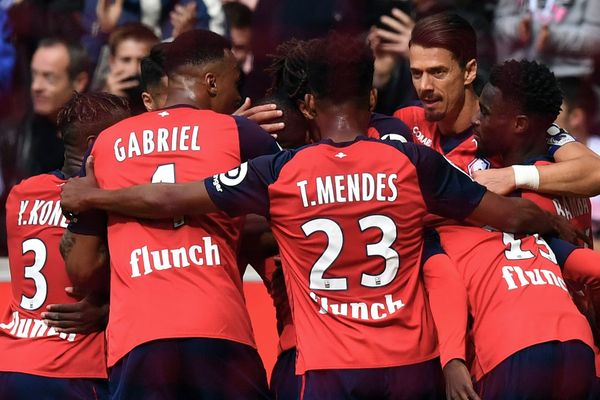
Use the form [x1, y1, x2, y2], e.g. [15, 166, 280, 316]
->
[234, 115, 282, 161]
[368, 112, 413, 143]
[204, 150, 293, 217]
[398, 142, 487, 220]
[546, 124, 576, 157]
[544, 236, 578, 269]
[422, 228, 446, 265]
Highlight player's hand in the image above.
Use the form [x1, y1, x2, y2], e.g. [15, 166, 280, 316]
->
[96, 0, 125, 34]
[171, 1, 197, 39]
[550, 213, 593, 247]
[105, 68, 139, 97]
[518, 14, 532, 45]
[536, 24, 550, 52]
[233, 97, 285, 137]
[41, 287, 108, 334]
[443, 359, 481, 400]
[61, 156, 100, 213]
[472, 167, 516, 196]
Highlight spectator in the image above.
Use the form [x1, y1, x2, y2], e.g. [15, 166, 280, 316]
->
[223, 2, 256, 98]
[494, 0, 600, 79]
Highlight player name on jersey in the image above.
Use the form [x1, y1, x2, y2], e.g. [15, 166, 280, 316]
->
[114, 125, 201, 162]
[553, 196, 590, 219]
[309, 292, 405, 321]
[296, 173, 398, 208]
[129, 236, 222, 278]
[17, 200, 68, 228]
[0, 311, 76, 342]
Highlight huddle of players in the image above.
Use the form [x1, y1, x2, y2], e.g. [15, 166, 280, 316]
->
[2, 11, 600, 400]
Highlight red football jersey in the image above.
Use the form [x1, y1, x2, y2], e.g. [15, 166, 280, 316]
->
[206, 136, 487, 373]
[89, 106, 280, 367]
[427, 225, 595, 381]
[0, 173, 107, 378]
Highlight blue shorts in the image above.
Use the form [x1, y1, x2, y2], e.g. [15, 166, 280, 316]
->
[299, 357, 444, 400]
[0, 371, 108, 400]
[270, 348, 300, 399]
[109, 337, 271, 400]
[476, 340, 595, 400]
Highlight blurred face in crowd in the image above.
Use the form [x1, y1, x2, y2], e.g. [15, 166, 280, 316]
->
[230, 26, 252, 64]
[31, 43, 85, 119]
[409, 44, 476, 123]
[110, 39, 155, 78]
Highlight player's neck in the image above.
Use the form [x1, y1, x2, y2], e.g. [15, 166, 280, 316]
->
[503, 137, 547, 166]
[438, 87, 478, 136]
[315, 106, 371, 143]
[163, 86, 210, 110]
[61, 156, 83, 179]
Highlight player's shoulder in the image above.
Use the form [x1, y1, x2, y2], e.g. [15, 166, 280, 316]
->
[8, 171, 65, 202]
[368, 112, 412, 142]
[393, 105, 425, 121]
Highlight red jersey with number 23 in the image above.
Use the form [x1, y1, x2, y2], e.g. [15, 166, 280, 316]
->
[0, 173, 107, 378]
[206, 136, 487, 374]
[90, 106, 280, 367]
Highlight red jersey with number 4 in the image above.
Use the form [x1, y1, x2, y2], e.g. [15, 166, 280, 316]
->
[205, 136, 487, 373]
[427, 225, 595, 381]
[0, 173, 107, 378]
[90, 106, 280, 367]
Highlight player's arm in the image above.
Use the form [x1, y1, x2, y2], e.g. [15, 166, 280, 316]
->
[421, 229, 480, 400]
[408, 143, 585, 242]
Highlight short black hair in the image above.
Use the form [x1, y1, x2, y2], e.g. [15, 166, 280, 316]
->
[163, 29, 231, 76]
[256, 93, 308, 149]
[223, 2, 252, 28]
[558, 77, 598, 118]
[267, 38, 311, 102]
[108, 23, 159, 56]
[141, 43, 167, 92]
[410, 13, 476, 67]
[489, 59, 563, 121]
[304, 33, 374, 105]
[37, 38, 90, 82]
[57, 92, 130, 150]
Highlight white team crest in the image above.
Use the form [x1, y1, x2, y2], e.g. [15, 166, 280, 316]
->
[468, 158, 491, 176]
[218, 162, 248, 187]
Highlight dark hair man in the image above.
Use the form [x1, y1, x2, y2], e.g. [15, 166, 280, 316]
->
[0, 92, 129, 399]
[140, 42, 168, 111]
[62, 29, 278, 399]
[61, 34, 580, 400]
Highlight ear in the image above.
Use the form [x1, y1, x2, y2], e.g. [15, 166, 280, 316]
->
[569, 107, 586, 132]
[299, 94, 317, 120]
[86, 135, 97, 149]
[205, 72, 217, 97]
[464, 59, 477, 86]
[514, 115, 529, 134]
[142, 92, 155, 111]
[73, 72, 89, 93]
[369, 88, 378, 112]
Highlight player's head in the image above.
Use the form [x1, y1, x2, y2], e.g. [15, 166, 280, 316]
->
[475, 59, 562, 159]
[256, 93, 309, 149]
[108, 23, 159, 78]
[57, 92, 130, 163]
[223, 2, 253, 65]
[141, 43, 168, 111]
[267, 38, 312, 104]
[555, 77, 598, 140]
[408, 13, 477, 122]
[300, 33, 374, 141]
[163, 29, 241, 114]
[30, 38, 90, 119]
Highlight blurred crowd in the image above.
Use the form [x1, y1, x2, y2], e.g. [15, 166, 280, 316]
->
[0, 0, 599, 255]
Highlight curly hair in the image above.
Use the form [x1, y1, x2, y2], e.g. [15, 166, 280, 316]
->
[57, 92, 130, 149]
[267, 38, 312, 102]
[489, 59, 562, 121]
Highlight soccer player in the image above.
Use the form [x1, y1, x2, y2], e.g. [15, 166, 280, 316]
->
[140, 43, 168, 112]
[61, 34, 580, 399]
[395, 12, 600, 191]
[423, 227, 598, 399]
[64, 29, 277, 399]
[0, 92, 129, 399]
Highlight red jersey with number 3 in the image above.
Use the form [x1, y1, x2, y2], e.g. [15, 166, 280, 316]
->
[90, 106, 280, 366]
[0, 173, 107, 378]
[205, 136, 487, 373]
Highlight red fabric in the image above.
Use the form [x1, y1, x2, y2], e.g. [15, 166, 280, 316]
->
[423, 254, 468, 368]
[436, 225, 594, 381]
[0, 174, 107, 378]
[267, 141, 439, 373]
[92, 108, 255, 367]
